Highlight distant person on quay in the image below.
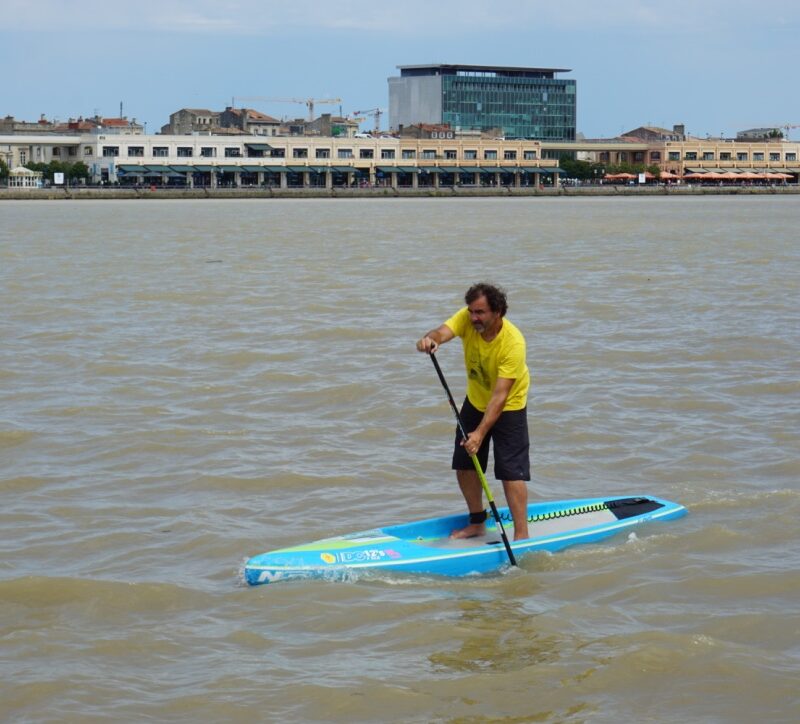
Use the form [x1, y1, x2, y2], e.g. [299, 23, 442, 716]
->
[416, 283, 531, 540]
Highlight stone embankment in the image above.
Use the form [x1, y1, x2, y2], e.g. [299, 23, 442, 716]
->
[1, 185, 798, 200]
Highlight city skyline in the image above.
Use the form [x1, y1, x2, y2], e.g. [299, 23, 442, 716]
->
[3, 0, 800, 139]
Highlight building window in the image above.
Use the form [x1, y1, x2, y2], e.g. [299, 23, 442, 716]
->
[380, 149, 395, 159]
[421, 149, 436, 159]
[359, 149, 374, 159]
[401, 149, 416, 159]
[484, 150, 498, 160]
[225, 147, 243, 157]
[445, 150, 457, 159]
[668, 151, 680, 161]
[153, 146, 168, 157]
[684, 152, 697, 160]
[84, 147, 93, 156]
[720, 152, 731, 161]
[292, 148, 308, 159]
[338, 149, 353, 159]
[787, 152, 797, 161]
[127, 146, 144, 157]
[102, 146, 119, 157]
[52, 147, 61, 157]
[634, 152, 645, 162]
[177, 147, 193, 157]
[201, 147, 216, 158]
[464, 149, 477, 159]
[504, 150, 517, 160]
[753, 152, 764, 161]
[68, 147, 76, 156]
[523, 150, 537, 160]
[270, 148, 285, 158]
[650, 151, 661, 160]
[316, 148, 330, 159]
[737, 152, 748, 161]
[702, 151, 714, 160]
[770, 152, 780, 161]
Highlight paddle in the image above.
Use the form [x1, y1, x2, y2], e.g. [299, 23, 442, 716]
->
[428, 351, 517, 567]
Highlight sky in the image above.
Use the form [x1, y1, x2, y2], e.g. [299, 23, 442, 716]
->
[3, 0, 800, 139]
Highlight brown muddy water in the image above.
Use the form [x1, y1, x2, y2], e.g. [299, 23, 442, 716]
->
[1, 197, 798, 722]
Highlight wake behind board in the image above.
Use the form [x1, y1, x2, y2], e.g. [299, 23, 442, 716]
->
[244, 495, 686, 586]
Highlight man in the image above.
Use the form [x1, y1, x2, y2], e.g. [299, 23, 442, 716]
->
[416, 283, 530, 540]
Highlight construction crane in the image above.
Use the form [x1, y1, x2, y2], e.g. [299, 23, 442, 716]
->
[352, 108, 384, 134]
[232, 97, 341, 122]
[776, 124, 800, 140]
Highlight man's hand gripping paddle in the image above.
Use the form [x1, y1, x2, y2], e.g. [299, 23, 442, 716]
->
[428, 351, 517, 567]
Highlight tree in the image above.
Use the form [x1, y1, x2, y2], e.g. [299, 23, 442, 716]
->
[558, 154, 606, 180]
[0, 159, 8, 181]
[67, 162, 90, 182]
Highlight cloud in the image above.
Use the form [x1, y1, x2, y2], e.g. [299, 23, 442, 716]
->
[4, 0, 799, 35]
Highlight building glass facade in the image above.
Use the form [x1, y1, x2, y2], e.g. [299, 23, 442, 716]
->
[391, 65, 576, 141]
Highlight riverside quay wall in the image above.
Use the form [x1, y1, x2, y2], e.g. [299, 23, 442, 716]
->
[2, 184, 800, 200]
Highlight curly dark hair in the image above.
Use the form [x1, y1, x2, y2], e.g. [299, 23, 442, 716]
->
[464, 283, 508, 317]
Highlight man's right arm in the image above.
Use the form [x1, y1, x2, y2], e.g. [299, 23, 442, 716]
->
[416, 324, 454, 353]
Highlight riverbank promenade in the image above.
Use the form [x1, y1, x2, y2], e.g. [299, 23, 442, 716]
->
[2, 184, 799, 200]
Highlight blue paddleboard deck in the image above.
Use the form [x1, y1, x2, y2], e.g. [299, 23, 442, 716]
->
[244, 495, 686, 585]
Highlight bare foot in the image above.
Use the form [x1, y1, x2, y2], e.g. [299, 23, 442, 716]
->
[450, 523, 486, 539]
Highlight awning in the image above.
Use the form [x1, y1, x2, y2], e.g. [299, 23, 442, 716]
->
[193, 165, 217, 172]
[330, 166, 355, 173]
[377, 166, 417, 173]
[480, 166, 506, 173]
[218, 165, 243, 172]
[437, 166, 462, 173]
[145, 165, 173, 173]
[418, 166, 443, 173]
[540, 167, 566, 174]
[517, 166, 544, 174]
[245, 143, 273, 151]
[169, 165, 196, 173]
[457, 166, 482, 173]
[118, 165, 146, 173]
[306, 166, 330, 173]
[260, 166, 287, 173]
[239, 165, 265, 172]
[285, 166, 310, 173]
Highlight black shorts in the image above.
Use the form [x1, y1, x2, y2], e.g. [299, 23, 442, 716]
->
[452, 397, 530, 481]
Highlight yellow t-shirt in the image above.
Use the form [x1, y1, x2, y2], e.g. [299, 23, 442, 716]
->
[444, 306, 530, 412]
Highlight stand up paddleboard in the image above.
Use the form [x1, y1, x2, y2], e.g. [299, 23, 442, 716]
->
[244, 495, 686, 585]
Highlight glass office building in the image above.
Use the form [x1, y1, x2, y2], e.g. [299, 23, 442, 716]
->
[389, 64, 576, 140]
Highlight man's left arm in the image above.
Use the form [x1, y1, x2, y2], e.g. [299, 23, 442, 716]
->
[462, 377, 514, 456]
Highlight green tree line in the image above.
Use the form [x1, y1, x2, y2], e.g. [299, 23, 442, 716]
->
[0, 159, 90, 182]
[559, 155, 662, 180]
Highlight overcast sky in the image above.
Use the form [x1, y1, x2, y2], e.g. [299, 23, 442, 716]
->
[3, 0, 799, 138]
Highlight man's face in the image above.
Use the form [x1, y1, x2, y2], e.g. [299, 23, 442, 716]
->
[468, 294, 499, 333]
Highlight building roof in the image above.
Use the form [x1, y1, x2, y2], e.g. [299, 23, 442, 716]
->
[228, 108, 280, 123]
[397, 63, 571, 74]
[245, 110, 280, 123]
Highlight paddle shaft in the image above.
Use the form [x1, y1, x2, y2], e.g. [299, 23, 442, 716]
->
[428, 351, 517, 566]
